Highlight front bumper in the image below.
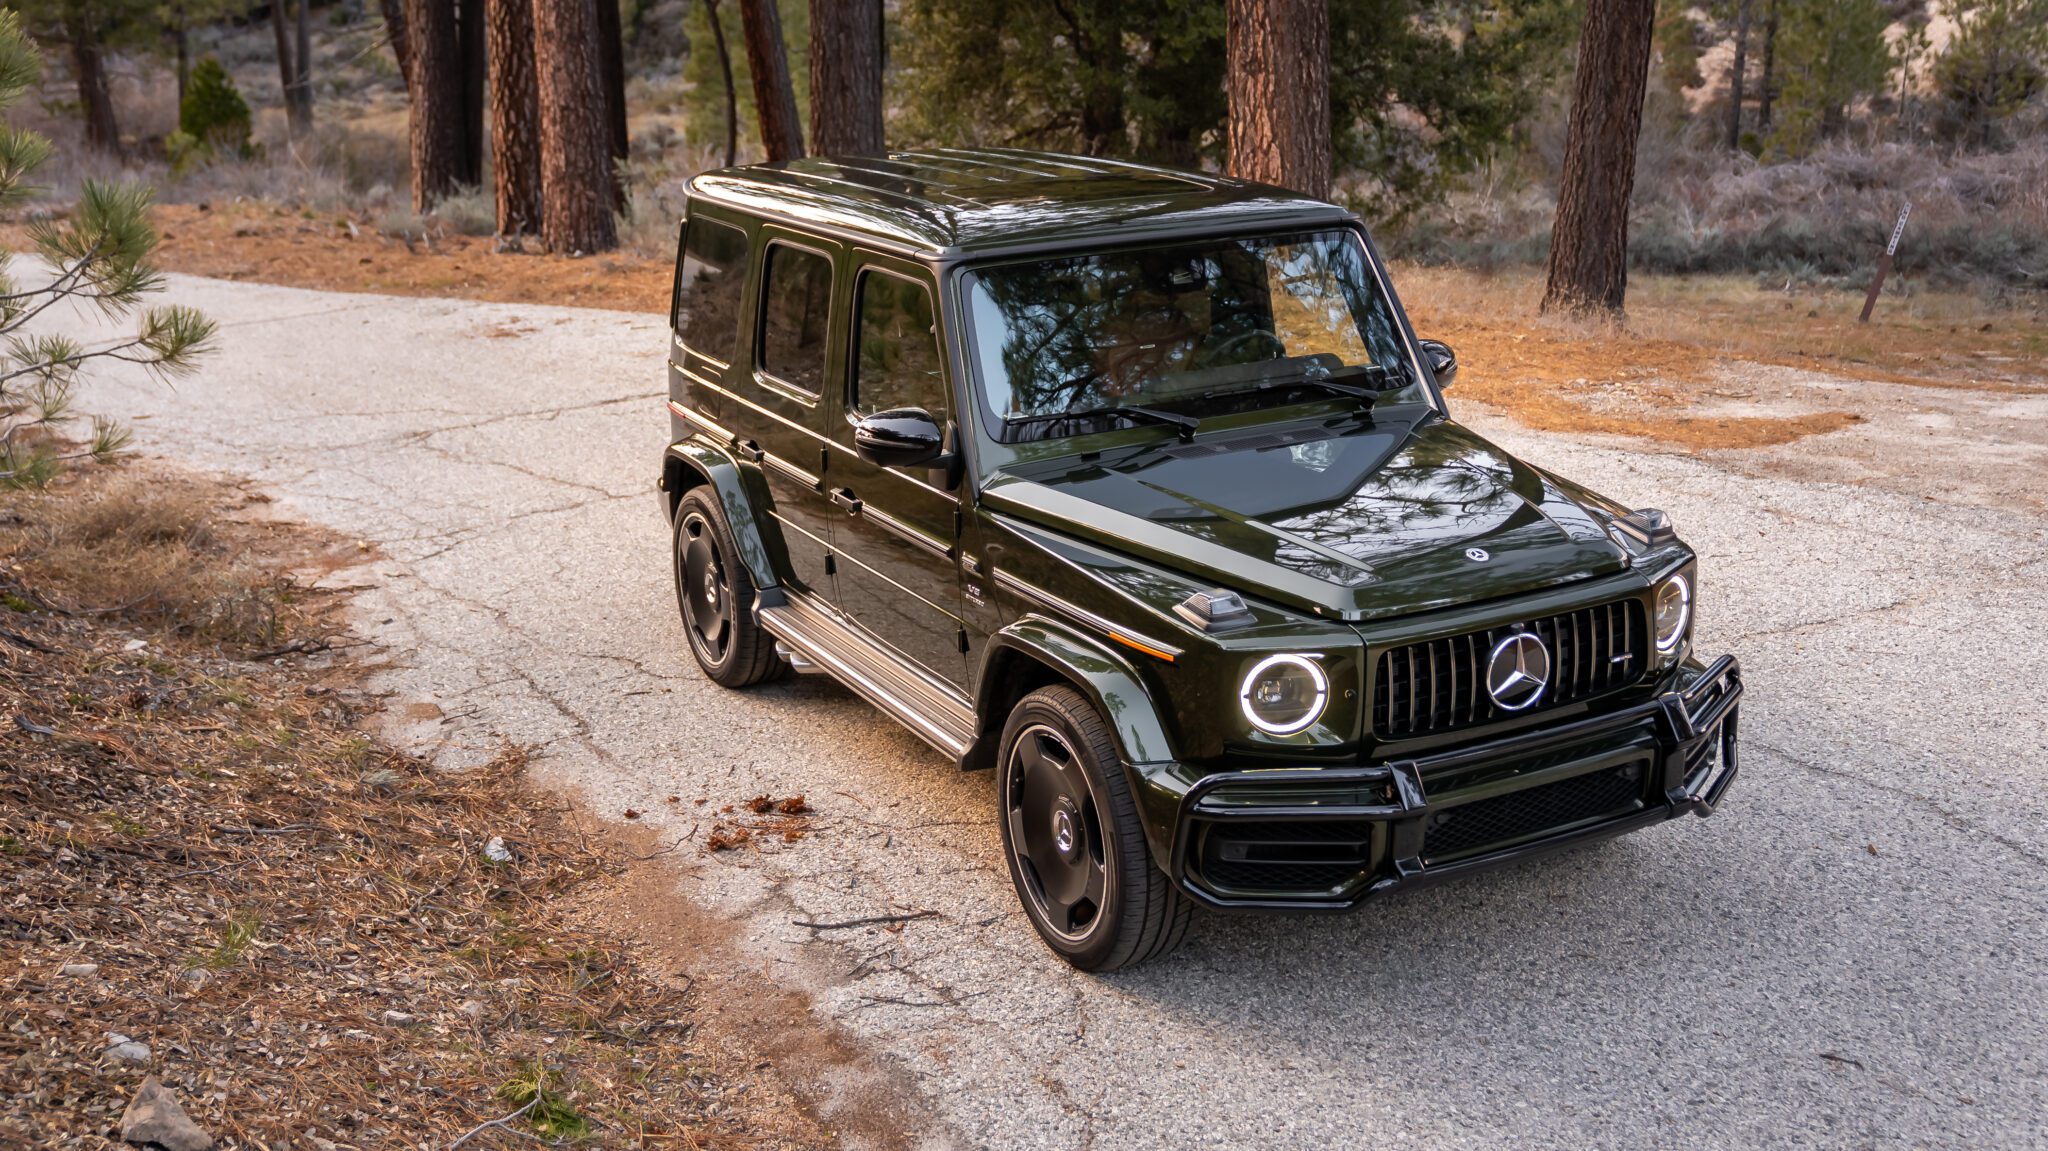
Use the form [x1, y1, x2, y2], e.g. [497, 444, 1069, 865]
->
[1153, 655, 1742, 911]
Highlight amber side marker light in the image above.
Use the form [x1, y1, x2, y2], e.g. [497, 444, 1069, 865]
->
[1109, 632, 1177, 662]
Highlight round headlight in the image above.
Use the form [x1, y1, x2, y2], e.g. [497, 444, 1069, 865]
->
[1654, 574, 1691, 652]
[1239, 654, 1329, 735]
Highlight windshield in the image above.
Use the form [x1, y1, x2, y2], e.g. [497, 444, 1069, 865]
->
[964, 230, 1429, 442]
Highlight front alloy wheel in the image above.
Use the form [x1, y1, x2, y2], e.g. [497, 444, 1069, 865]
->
[997, 685, 1190, 970]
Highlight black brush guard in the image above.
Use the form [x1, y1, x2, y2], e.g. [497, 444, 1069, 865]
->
[1168, 655, 1743, 911]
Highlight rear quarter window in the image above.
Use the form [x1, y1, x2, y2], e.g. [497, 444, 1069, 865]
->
[674, 216, 748, 363]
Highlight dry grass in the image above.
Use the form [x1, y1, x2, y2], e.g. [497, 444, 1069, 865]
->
[0, 471, 319, 648]
[0, 463, 831, 1150]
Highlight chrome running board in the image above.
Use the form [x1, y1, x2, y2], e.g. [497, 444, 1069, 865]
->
[757, 595, 976, 759]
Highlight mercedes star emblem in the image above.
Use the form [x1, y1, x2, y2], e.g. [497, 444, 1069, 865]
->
[1485, 631, 1552, 711]
[1466, 547, 1490, 562]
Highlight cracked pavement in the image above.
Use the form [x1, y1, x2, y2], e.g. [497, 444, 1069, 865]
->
[64, 276, 2048, 1149]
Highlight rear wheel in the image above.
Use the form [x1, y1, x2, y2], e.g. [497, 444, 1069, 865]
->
[673, 488, 784, 688]
[997, 685, 1190, 971]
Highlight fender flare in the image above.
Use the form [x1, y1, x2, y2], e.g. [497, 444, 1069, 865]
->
[977, 617, 1180, 864]
[662, 439, 781, 594]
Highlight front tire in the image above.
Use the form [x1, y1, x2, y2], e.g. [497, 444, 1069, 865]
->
[997, 685, 1190, 971]
[673, 488, 784, 688]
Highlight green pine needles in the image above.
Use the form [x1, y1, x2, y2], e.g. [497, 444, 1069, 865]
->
[0, 12, 215, 487]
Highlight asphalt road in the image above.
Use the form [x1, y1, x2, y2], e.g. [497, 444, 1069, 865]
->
[68, 277, 2048, 1149]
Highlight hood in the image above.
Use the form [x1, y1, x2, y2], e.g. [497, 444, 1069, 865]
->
[981, 415, 1631, 621]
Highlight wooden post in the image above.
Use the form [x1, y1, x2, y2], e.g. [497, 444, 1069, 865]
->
[1859, 202, 1912, 323]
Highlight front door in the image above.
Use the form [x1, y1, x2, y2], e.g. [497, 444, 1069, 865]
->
[829, 258, 968, 690]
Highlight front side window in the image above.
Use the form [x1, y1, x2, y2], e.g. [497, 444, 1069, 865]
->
[964, 230, 1425, 441]
[852, 270, 943, 417]
[674, 216, 747, 362]
[759, 242, 834, 394]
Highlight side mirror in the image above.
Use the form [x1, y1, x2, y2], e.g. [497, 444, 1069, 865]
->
[1417, 339, 1457, 389]
[853, 407, 946, 470]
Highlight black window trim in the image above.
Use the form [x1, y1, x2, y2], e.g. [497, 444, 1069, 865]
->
[673, 213, 750, 370]
[754, 234, 839, 405]
[848, 265, 943, 421]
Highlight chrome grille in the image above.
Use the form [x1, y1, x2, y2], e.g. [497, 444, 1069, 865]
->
[1372, 599, 1646, 739]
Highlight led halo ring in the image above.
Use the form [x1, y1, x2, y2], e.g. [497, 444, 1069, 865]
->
[1654, 574, 1692, 653]
[1238, 653, 1330, 736]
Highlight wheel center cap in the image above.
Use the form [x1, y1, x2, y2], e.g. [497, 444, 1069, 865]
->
[703, 573, 718, 606]
[1052, 807, 1076, 856]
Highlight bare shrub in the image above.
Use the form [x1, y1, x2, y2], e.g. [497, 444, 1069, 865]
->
[1387, 133, 2048, 295]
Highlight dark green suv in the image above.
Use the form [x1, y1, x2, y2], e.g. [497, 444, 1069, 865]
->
[659, 149, 1742, 971]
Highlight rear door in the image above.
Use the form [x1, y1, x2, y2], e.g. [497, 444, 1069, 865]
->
[745, 230, 844, 602]
[828, 255, 969, 690]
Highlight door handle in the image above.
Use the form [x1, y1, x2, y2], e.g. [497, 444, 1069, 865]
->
[830, 487, 863, 515]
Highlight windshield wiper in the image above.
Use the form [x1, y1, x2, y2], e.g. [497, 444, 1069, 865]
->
[1005, 404, 1200, 441]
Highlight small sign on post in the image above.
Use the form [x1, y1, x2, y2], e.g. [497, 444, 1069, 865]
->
[1859, 201, 1913, 323]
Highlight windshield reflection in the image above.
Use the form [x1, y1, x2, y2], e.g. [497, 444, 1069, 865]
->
[964, 230, 1424, 439]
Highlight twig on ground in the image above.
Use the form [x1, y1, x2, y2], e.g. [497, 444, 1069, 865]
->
[446, 1097, 538, 1150]
[632, 824, 698, 861]
[1, 629, 54, 653]
[244, 637, 333, 660]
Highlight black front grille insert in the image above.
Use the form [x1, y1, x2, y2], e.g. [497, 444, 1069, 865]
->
[1192, 819, 1375, 896]
[1422, 764, 1645, 862]
[1373, 599, 1646, 739]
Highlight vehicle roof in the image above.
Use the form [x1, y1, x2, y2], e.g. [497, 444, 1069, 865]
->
[684, 148, 1357, 261]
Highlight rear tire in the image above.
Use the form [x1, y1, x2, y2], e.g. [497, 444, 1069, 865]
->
[997, 685, 1191, 971]
[673, 488, 785, 688]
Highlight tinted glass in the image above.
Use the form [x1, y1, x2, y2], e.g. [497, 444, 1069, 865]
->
[853, 272, 943, 416]
[674, 216, 747, 361]
[965, 231, 1424, 439]
[759, 243, 834, 394]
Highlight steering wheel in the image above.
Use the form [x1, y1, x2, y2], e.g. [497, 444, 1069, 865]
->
[1194, 327, 1288, 370]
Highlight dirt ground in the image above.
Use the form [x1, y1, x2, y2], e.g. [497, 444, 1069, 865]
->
[121, 200, 2048, 454]
[0, 463, 839, 1149]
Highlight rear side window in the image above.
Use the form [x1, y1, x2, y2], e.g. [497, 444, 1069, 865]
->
[853, 271, 943, 416]
[759, 243, 834, 395]
[674, 216, 747, 362]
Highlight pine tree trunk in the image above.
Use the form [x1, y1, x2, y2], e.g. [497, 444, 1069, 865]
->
[269, 1, 301, 131]
[1224, 0, 1330, 199]
[382, 0, 413, 83]
[704, 0, 737, 166]
[174, 16, 190, 109]
[293, 0, 315, 127]
[70, 33, 121, 153]
[406, 0, 467, 210]
[1726, 0, 1750, 151]
[487, 0, 542, 238]
[595, 0, 630, 208]
[1757, 0, 1778, 131]
[458, 0, 487, 184]
[532, 0, 619, 251]
[1539, 0, 1655, 319]
[738, 0, 804, 161]
[808, 0, 883, 155]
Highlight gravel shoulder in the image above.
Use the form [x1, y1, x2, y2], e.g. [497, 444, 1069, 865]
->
[63, 275, 2048, 1150]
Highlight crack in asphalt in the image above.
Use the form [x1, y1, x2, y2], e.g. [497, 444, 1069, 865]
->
[1756, 739, 2048, 874]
